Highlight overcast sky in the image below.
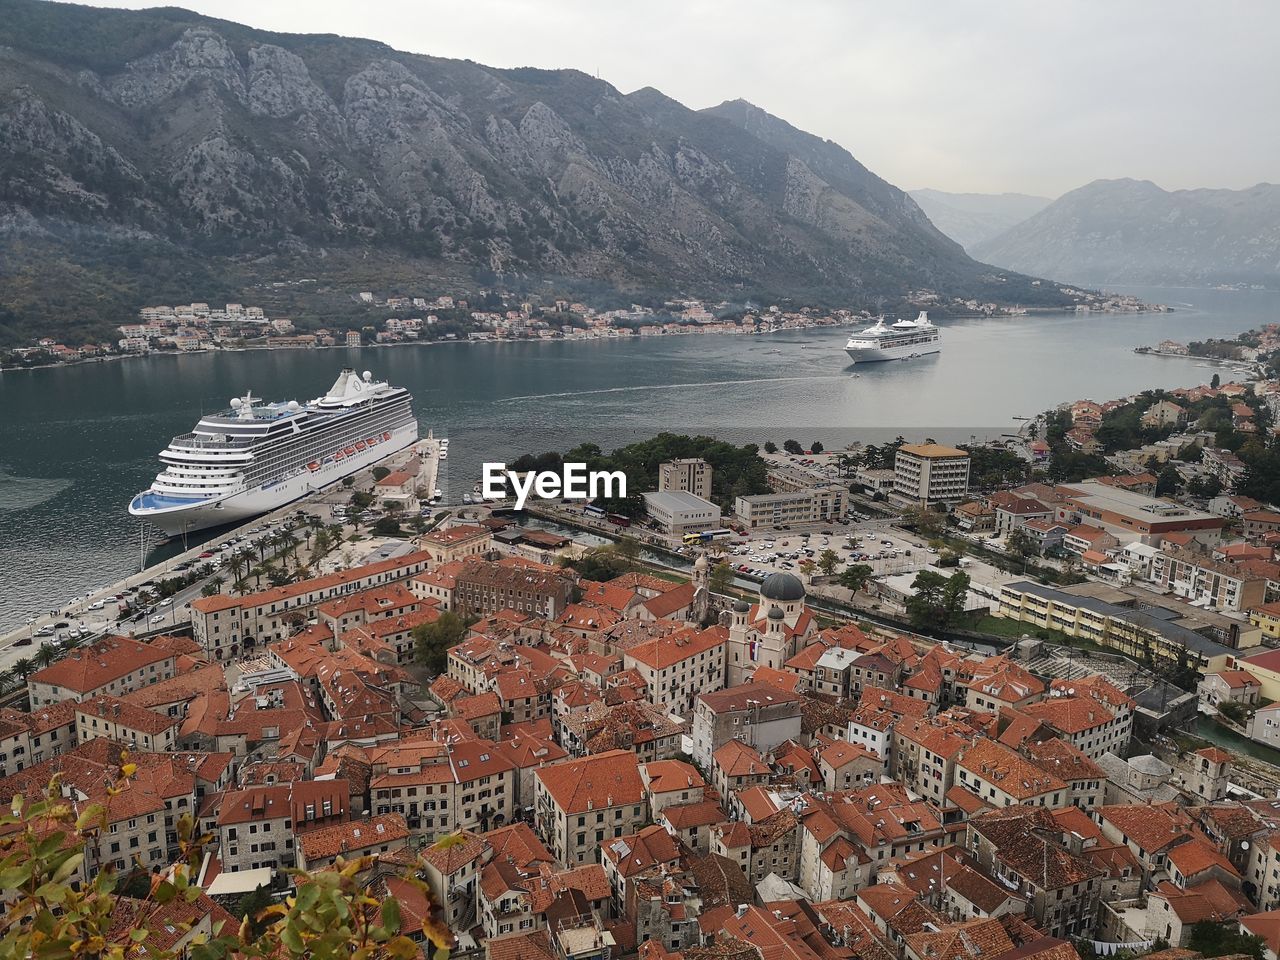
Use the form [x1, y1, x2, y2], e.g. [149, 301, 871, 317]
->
[82, 0, 1279, 197]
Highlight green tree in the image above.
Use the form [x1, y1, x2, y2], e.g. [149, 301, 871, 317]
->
[783, 439, 804, 455]
[373, 516, 403, 537]
[613, 535, 641, 570]
[350, 490, 375, 511]
[1005, 527, 1037, 559]
[905, 506, 945, 538]
[34, 644, 58, 669]
[1188, 474, 1222, 499]
[709, 561, 734, 595]
[413, 611, 472, 675]
[1210, 373, 1221, 390]
[817, 549, 840, 576]
[838, 564, 874, 593]
[906, 569, 970, 630]
[371, 466, 391, 482]
[763, 441, 778, 454]
[811, 441, 824, 454]
[1155, 464, 1182, 497]
[341, 476, 356, 488]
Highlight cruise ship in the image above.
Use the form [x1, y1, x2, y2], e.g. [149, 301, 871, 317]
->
[844, 312, 941, 363]
[129, 369, 418, 536]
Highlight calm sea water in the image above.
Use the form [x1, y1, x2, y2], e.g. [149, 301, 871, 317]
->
[0, 284, 1275, 632]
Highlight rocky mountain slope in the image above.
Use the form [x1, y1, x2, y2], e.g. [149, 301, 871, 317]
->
[0, 0, 1073, 342]
[973, 178, 1280, 287]
[908, 189, 1052, 251]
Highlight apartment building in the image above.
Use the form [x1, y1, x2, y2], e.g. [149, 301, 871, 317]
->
[997, 580, 1238, 671]
[657, 458, 713, 500]
[733, 485, 848, 530]
[893, 444, 971, 504]
[690, 682, 804, 769]
[622, 625, 726, 717]
[451, 559, 576, 619]
[534, 749, 647, 866]
[368, 736, 516, 838]
[27, 635, 179, 708]
[202, 779, 352, 873]
[1151, 546, 1270, 612]
[74, 696, 181, 753]
[190, 551, 431, 658]
[955, 739, 1069, 810]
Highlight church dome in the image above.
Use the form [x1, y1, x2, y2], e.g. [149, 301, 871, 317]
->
[767, 605, 786, 620]
[760, 572, 805, 602]
[733, 599, 751, 613]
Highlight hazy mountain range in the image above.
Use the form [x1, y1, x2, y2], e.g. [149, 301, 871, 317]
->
[908, 189, 1052, 251]
[0, 0, 1077, 344]
[970, 179, 1280, 288]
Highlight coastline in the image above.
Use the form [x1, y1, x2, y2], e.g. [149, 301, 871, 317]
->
[0, 304, 1170, 375]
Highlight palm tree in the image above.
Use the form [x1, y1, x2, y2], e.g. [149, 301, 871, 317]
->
[249, 565, 265, 589]
[59, 635, 82, 654]
[0, 670, 13, 695]
[226, 551, 247, 592]
[277, 531, 300, 569]
[34, 644, 59, 668]
[12, 657, 35, 680]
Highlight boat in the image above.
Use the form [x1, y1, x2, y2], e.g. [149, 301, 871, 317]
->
[844, 312, 941, 364]
[129, 368, 419, 536]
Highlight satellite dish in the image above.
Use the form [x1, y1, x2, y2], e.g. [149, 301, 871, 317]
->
[230, 398, 242, 409]
[1242, 840, 1251, 850]
[362, 370, 373, 381]
[287, 400, 301, 412]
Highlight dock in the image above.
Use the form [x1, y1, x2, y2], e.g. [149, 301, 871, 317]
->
[0, 434, 443, 675]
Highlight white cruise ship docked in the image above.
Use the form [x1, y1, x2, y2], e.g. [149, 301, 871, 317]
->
[130, 369, 418, 536]
[844, 312, 941, 363]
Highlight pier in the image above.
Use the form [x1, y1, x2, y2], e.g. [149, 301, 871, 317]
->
[0, 434, 443, 677]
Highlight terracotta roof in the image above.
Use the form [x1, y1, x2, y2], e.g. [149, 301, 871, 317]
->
[642, 760, 705, 794]
[1152, 877, 1251, 923]
[534, 749, 643, 814]
[75, 695, 180, 737]
[29, 635, 175, 693]
[192, 550, 430, 613]
[957, 739, 1067, 799]
[713, 739, 770, 778]
[641, 582, 696, 619]
[420, 829, 487, 874]
[1168, 838, 1239, 880]
[298, 814, 409, 862]
[626, 625, 725, 670]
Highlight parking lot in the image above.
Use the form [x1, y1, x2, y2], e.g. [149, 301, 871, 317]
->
[716, 519, 931, 583]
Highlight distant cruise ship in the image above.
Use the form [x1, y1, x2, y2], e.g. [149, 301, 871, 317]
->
[844, 312, 941, 363]
[130, 369, 418, 536]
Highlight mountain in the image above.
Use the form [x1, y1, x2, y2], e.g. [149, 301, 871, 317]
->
[0, 0, 1075, 343]
[972, 178, 1280, 287]
[908, 189, 1052, 251]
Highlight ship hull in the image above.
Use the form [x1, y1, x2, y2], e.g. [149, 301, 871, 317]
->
[130, 421, 419, 536]
[844, 341, 941, 363]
